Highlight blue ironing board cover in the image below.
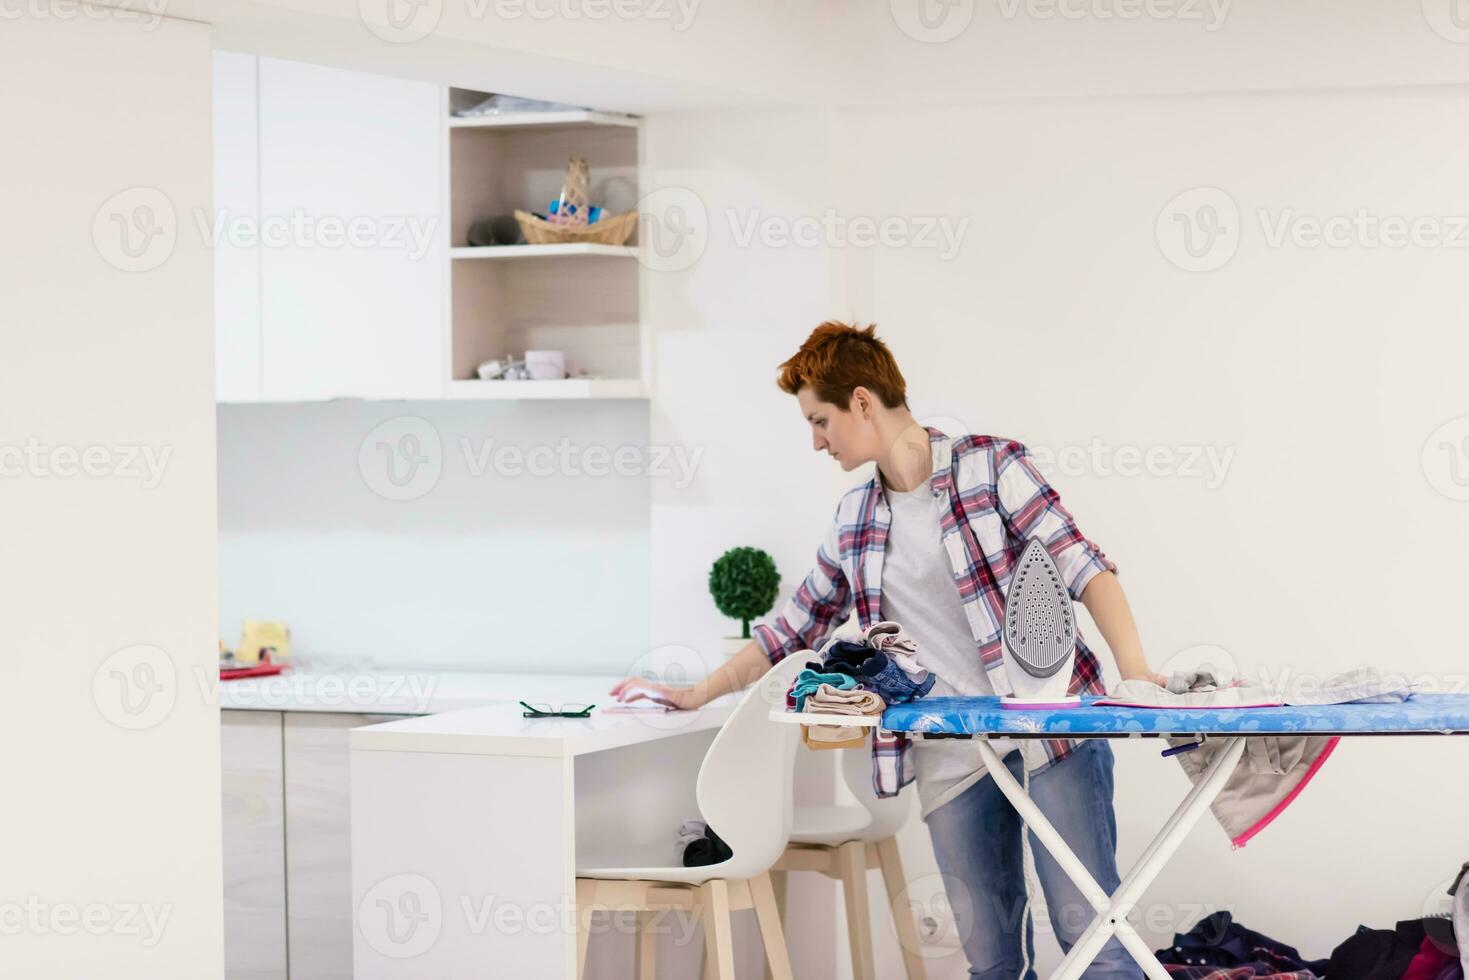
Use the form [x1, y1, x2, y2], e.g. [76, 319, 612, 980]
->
[879, 693, 1469, 737]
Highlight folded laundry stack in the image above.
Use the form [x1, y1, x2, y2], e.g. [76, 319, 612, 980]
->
[803, 684, 887, 748]
[787, 668, 858, 711]
[785, 620, 937, 750]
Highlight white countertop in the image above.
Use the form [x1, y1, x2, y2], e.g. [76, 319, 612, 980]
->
[349, 696, 738, 758]
[218, 669, 628, 716]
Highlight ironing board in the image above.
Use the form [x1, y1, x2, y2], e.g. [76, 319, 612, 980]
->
[865, 693, 1469, 980]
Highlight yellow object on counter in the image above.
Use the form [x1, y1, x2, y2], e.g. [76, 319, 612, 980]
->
[237, 620, 290, 664]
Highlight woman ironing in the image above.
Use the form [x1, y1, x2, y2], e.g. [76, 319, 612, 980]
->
[612, 321, 1163, 980]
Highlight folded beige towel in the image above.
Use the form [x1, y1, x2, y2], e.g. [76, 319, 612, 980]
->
[805, 684, 886, 715]
[801, 684, 884, 749]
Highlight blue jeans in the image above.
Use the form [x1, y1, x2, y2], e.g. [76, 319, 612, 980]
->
[925, 740, 1140, 980]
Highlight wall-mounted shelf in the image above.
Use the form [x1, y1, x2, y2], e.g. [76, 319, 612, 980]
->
[450, 243, 639, 260]
[448, 110, 640, 131]
[444, 87, 647, 400]
[447, 378, 647, 400]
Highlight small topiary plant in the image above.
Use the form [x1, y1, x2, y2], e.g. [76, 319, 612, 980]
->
[708, 546, 780, 639]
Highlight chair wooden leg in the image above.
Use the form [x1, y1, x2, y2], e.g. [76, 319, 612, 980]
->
[634, 909, 657, 980]
[876, 836, 928, 980]
[750, 872, 796, 980]
[575, 883, 595, 980]
[838, 840, 878, 980]
[699, 918, 710, 980]
[698, 879, 738, 980]
[762, 868, 789, 980]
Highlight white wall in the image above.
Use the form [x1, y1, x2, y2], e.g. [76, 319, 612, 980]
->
[218, 400, 652, 673]
[644, 108, 850, 666]
[642, 87, 1469, 974]
[0, 13, 222, 979]
[137, 0, 1469, 115]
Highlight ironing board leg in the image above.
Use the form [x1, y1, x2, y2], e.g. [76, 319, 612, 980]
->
[972, 737, 1247, 980]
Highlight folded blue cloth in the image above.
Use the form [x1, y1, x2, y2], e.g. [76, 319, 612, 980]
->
[854, 654, 935, 705]
[791, 669, 857, 712]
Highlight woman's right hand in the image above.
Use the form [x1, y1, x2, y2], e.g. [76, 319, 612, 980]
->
[607, 677, 706, 711]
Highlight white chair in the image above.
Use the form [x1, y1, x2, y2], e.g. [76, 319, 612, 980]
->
[575, 655, 807, 980]
[768, 739, 927, 980]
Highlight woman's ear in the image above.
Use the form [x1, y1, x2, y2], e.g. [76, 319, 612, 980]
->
[852, 386, 873, 419]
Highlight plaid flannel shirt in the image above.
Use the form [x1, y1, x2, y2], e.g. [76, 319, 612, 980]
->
[753, 428, 1117, 797]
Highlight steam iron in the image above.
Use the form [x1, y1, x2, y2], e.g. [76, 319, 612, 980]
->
[1001, 539, 1080, 710]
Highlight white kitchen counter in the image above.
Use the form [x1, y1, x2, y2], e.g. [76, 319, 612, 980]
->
[223, 667, 708, 979]
[349, 696, 736, 757]
[218, 668, 627, 715]
[349, 694, 742, 978]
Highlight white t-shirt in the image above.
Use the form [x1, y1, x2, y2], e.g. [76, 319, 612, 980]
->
[880, 476, 1021, 819]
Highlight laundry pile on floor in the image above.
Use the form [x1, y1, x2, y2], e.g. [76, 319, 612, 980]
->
[1155, 864, 1469, 980]
[785, 620, 936, 748]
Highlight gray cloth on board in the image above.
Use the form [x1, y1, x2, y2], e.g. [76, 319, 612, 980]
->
[1164, 732, 1338, 848]
[1119, 670, 1352, 848]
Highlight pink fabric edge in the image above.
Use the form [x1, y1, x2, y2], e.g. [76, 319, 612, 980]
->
[1230, 735, 1341, 849]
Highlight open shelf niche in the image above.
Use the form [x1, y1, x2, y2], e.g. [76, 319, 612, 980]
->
[443, 88, 647, 400]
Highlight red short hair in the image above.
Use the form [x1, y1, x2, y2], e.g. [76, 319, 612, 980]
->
[777, 321, 907, 410]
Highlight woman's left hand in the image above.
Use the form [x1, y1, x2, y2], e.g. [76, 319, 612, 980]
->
[1124, 670, 1171, 688]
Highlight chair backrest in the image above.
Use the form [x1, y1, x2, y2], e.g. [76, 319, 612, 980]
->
[694, 655, 806, 879]
[838, 730, 913, 839]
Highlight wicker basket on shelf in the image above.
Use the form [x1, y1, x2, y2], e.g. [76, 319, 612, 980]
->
[514, 155, 637, 246]
[514, 208, 637, 246]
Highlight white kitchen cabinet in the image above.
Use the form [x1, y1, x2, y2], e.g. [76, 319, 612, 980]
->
[283, 712, 406, 980]
[221, 710, 288, 980]
[213, 50, 262, 403]
[212, 58, 649, 404]
[256, 57, 444, 401]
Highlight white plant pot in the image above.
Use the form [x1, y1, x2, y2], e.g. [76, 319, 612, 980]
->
[720, 636, 750, 659]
